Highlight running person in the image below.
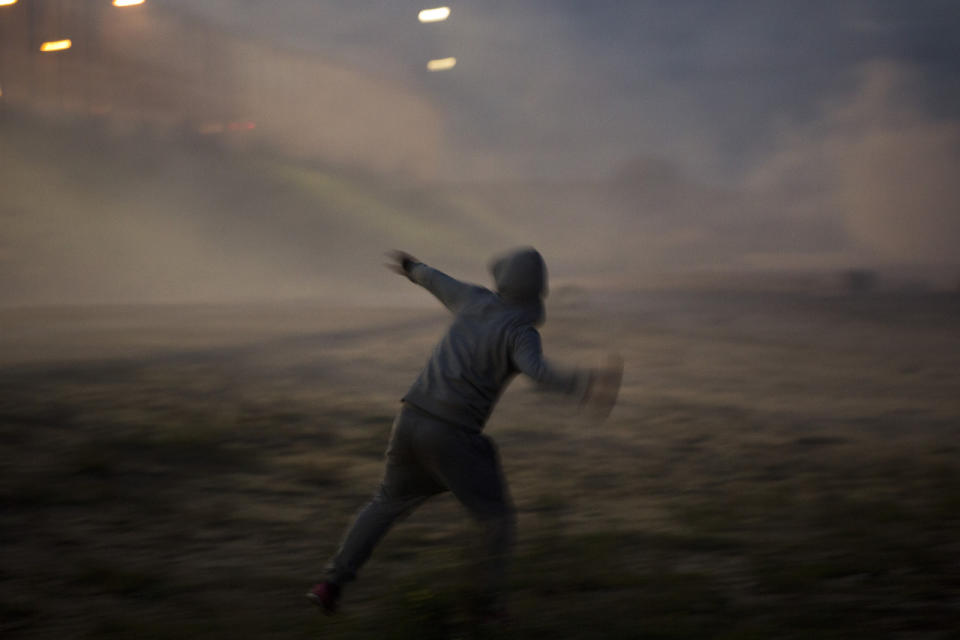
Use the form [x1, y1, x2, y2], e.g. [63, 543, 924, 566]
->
[308, 247, 620, 617]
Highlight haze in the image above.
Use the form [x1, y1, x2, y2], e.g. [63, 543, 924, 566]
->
[1, 0, 959, 305]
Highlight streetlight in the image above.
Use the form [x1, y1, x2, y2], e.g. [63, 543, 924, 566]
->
[426, 57, 456, 72]
[419, 7, 455, 73]
[112, 0, 145, 6]
[40, 39, 72, 53]
[0, 1, 19, 7]
[418, 7, 450, 23]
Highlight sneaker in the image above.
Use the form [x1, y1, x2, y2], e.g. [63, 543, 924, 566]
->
[306, 581, 340, 614]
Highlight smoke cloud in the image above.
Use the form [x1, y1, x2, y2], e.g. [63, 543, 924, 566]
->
[744, 61, 960, 269]
[2, 3, 959, 306]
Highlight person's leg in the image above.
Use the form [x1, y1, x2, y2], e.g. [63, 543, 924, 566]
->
[414, 420, 516, 612]
[323, 408, 444, 588]
[323, 491, 430, 587]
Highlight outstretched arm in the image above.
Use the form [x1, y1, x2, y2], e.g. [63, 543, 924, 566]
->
[511, 326, 593, 399]
[512, 326, 623, 419]
[385, 250, 482, 313]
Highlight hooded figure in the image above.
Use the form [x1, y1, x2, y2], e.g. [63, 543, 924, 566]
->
[400, 246, 588, 430]
[311, 248, 594, 618]
[490, 246, 548, 322]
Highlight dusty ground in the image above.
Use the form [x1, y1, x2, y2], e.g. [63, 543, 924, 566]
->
[1, 292, 959, 639]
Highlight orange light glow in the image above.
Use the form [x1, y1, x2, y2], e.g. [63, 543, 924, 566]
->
[112, 0, 145, 6]
[418, 7, 450, 23]
[40, 39, 72, 53]
[0, 1, 19, 7]
[426, 57, 456, 72]
[228, 121, 256, 131]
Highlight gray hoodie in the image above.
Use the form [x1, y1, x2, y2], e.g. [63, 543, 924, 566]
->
[401, 247, 591, 431]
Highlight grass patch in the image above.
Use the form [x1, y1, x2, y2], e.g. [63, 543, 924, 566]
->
[341, 423, 392, 459]
[71, 563, 175, 599]
[75, 426, 264, 473]
[3, 298, 959, 638]
[289, 462, 344, 488]
[0, 598, 40, 629]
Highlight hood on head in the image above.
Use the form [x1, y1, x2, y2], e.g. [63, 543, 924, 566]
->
[489, 247, 548, 304]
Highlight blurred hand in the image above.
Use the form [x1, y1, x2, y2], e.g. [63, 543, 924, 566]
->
[584, 353, 623, 421]
[384, 250, 419, 276]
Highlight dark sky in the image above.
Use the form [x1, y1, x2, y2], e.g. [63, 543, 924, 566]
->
[3, 1, 959, 306]
[168, 0, 960, 182]
[153, 0, 960, 281]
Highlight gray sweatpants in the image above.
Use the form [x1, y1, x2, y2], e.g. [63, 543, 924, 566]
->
[324, 403, 516, 604]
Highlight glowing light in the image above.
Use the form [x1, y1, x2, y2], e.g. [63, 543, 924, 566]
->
[113, 0, 145, 6]
[40, 39, 72, 53]
[0, 1, 20, 7]
[228, 121, 256, 131]
[418, 7, 450, 23]
[426, 57, 456, 72]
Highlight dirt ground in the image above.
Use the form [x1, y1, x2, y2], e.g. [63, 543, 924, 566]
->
[2, 292, 959, 639]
